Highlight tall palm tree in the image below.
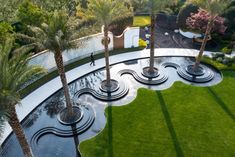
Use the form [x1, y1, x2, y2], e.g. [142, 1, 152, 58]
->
[23, 11, 82, 116]
[188, 0, 230, 69]
[145, 0, 177, 75]
[86, 0, 132, 87]
[0, 39, 45, 157]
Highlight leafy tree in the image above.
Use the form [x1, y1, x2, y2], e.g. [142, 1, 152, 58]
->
[187, 0, 230, 69]
[222, 1, 235, 37]
[17, 0, 46, 29]
[85, 0, 132, 87]
[125, 0, 147, 13]
[0, 22, 14, 43]
[33, 0, 80, 16]
[177, 3, 199, 31]
[0, 39, 45, 157]
[0, 0, 22, 21]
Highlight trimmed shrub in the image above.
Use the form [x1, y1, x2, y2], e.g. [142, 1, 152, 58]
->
[212, 52, 225, 60]
[177, 3, 199, 31]
[221, 46, 233, 54]
[0, 22, 14, 42]
[139, 38, 147, 48]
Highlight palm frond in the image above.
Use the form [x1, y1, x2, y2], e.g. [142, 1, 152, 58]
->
[86, 0, 133, 27]
[0, 39, 46, 110]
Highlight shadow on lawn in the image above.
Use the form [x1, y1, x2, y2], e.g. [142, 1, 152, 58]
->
[156, 91, 185, 157]
[107, 105, 113, 157]
[207, 87, 235, 122]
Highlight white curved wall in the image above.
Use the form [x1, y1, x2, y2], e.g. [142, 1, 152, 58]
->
[29, 32, 114, 71]
[124, 27, 140, 48]
[179, 29, 202, 39]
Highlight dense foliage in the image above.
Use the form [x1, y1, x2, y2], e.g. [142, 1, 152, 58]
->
[221, 1, 235, 41]
[17, 0, 46, 28]
[0, 0, 22, 21]
[177, 3, 199, 31]
[0, 22, 14, 43]
[109, 16, 133, 36]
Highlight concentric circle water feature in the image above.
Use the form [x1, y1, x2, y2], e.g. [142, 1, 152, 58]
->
[57, 106, 84, 126]
[100, 79, 120, 93]
[142, 67, 159, 78]
[0, 57, 222, 157]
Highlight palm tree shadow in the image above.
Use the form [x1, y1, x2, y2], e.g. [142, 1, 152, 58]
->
[107, 106, 113, 157]
[207, 87, 235, 122]
[71, 124, 81, 157]
[156, 91, 185, 157]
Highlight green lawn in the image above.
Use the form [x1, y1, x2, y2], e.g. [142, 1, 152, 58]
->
[80, 71, 235, 157]
[133, 16, 151, 27]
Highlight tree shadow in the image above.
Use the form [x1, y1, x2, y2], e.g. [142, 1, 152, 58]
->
[71, 124, 81, 157]
[107, 106, 113, 157]
[207, 87, 235, 122]
[156, 91, 185, 157]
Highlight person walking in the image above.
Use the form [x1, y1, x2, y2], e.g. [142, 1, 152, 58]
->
[90, 52, 95, 66]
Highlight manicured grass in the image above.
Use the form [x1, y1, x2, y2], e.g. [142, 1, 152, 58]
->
[80, 71, 235, 157]
[133, 16, 151, 27]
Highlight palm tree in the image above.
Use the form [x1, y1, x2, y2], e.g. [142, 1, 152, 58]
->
[145, 0, 177, 76]
[86, 0, 132, 87]
[0, 39, 45, 157]
[23, 11, 82, 116]
[188, 0, 230, 69]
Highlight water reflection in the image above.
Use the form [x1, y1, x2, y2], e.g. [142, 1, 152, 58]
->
[43, 91, 65, 118]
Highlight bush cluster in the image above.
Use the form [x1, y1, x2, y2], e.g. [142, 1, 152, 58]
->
[177, 3, 199, 31]
[212, 52, 235, 66]
[139, 38, 147, 48]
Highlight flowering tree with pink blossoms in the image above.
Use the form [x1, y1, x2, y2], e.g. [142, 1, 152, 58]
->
[185, 0, 230, 70]
[186, 9, 226, 35]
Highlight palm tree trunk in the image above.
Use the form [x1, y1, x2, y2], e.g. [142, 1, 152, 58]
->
[149, 13, 156, 73]
[54, 50, 73, 115]
[8, 106, 34, 157]
[194, 18, 214, 69]
[104, 25, 111, 86]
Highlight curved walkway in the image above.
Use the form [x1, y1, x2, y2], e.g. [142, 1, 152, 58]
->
[1, 48, 202, 144]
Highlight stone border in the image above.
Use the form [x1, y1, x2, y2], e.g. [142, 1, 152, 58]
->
[30, 105, 95, 148]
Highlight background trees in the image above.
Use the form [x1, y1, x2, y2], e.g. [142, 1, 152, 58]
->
[17, 0, 47, 29]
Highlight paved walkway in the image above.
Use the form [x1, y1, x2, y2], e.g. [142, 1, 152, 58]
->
[1, 48, 205, 144]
